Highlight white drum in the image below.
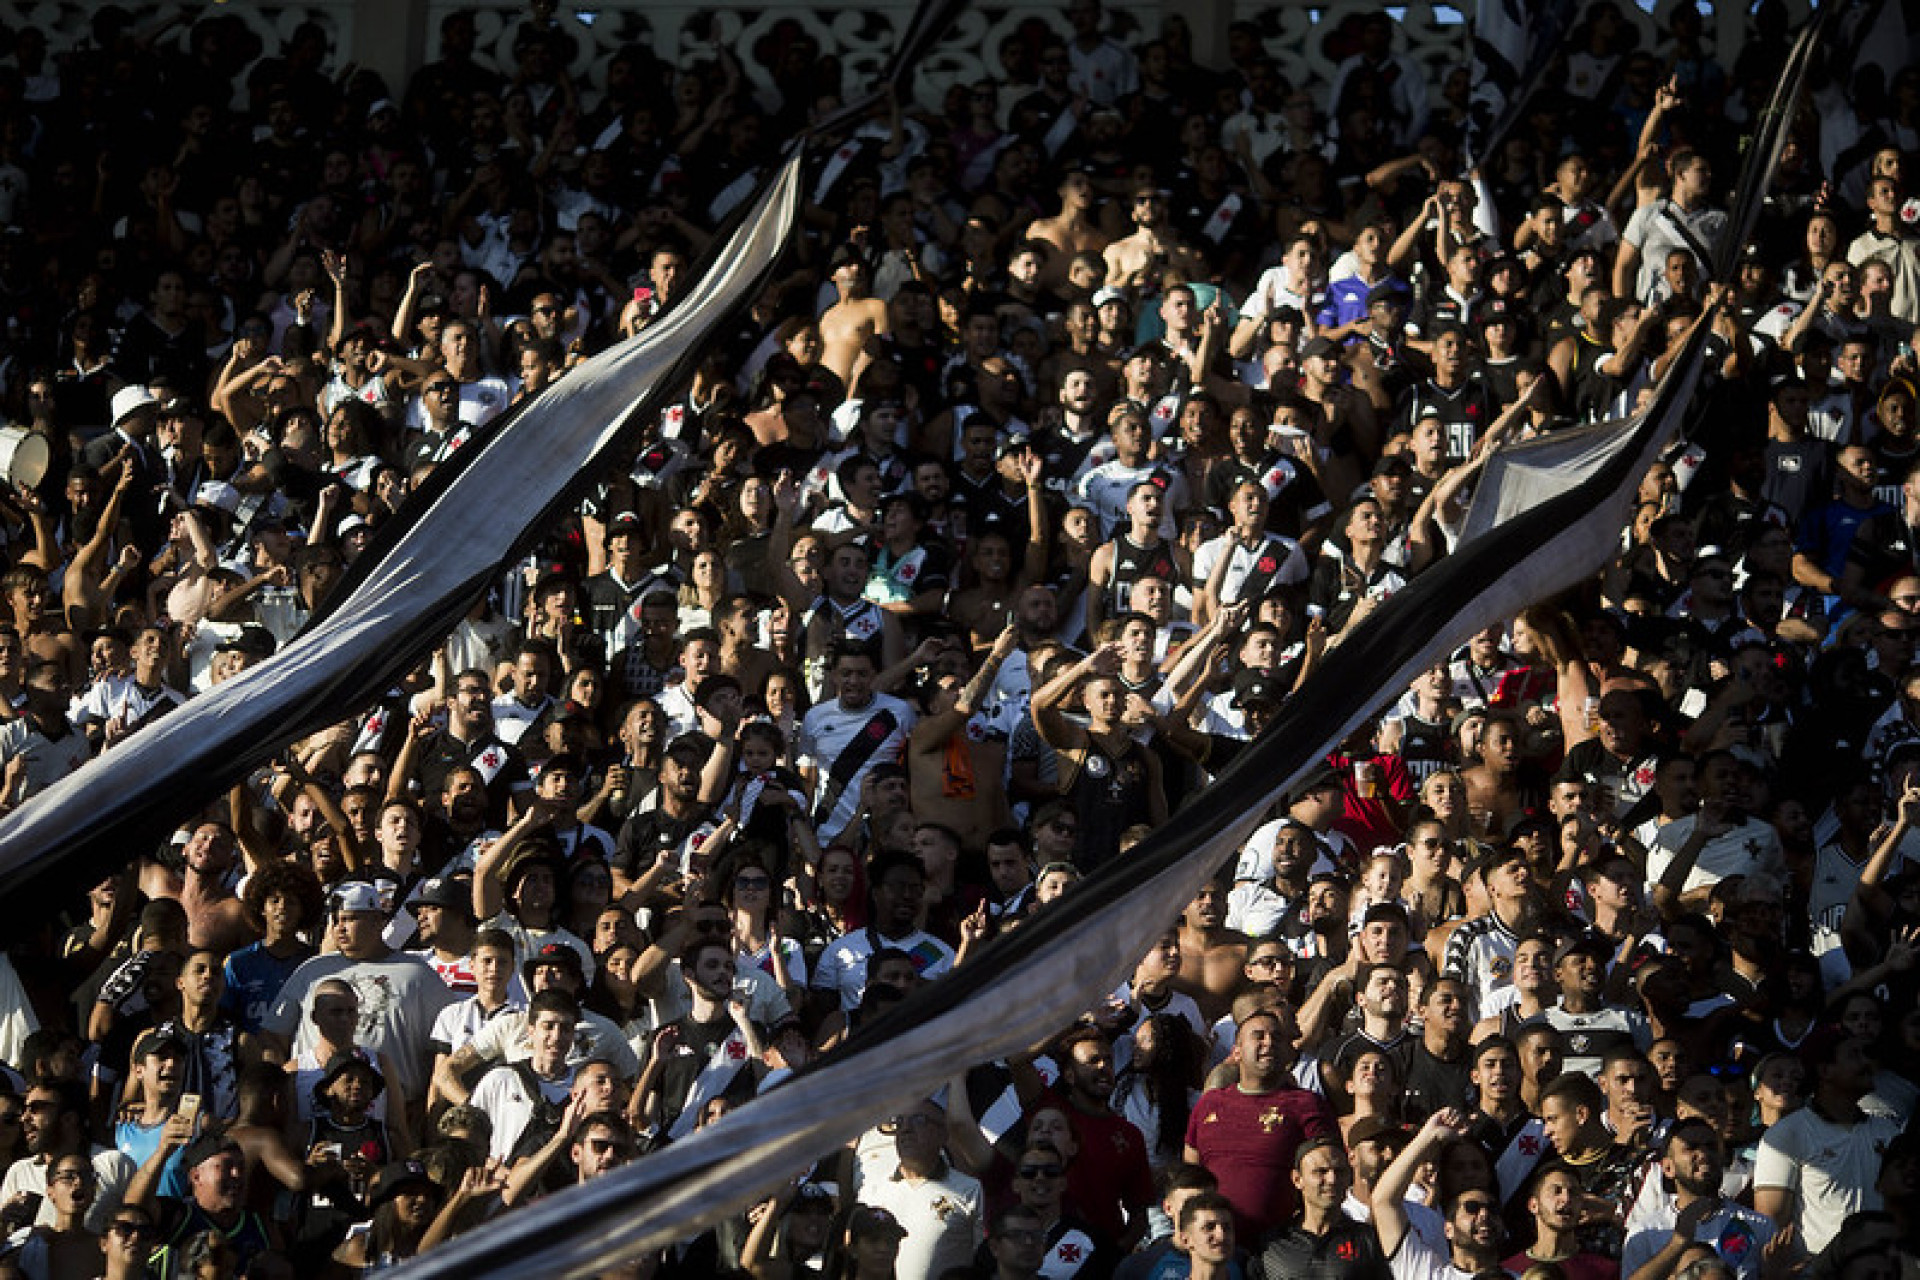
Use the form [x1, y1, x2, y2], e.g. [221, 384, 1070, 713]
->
[0, 426, 49, 491]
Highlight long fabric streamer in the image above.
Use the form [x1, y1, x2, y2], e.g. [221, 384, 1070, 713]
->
[0, 163, 803, 914]
[0, 0, 976, 918]
[1711, 7, 1830, 283]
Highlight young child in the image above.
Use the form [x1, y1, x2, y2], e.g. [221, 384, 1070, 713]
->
[1349, 850, 1420, 942]
[298, 1050, 394, 1245]
[1352, 851, 1408, 915]
[721, 721, 811, 877]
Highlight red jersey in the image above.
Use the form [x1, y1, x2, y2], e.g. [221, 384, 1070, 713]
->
[1183, 1083, 1336, 1239]
[1034, 1089, 1155, 1244]
[1329, 750, 1416, 858]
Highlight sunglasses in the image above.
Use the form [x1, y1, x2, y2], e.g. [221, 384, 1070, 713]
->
[109, 1221, 155, 1240]
[879, 1114, 938, 1134]
[585, 1137, 632, 1156]
[1016, 1165, 1063, 1179]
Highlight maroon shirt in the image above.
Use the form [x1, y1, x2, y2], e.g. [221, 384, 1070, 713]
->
[1183, 1082, 1336, 1239]
[1033, 1089, 1155, 1244]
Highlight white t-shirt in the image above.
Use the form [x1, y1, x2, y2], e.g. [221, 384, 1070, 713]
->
[858, 1164, 984, 1280]
[1075, 461, 1184, 540]
[428, 993, 527, 1056]
[263, 952, 456, 1099]
[1645, 815, 1786, 893]
[1754, 1106, 1901, 1254]
[0, 717, 90, 800]
[1386, 1217, 1477, 1280]
[0, 1147, 135, 1235]
[795, 693, 916, 844]
[1191, 531, 1309, 605]
[1621, 1199, 1774, 1280]
[465, 1008, 643, 1080]
[468, 1060, 574, 1162]
[811, 927, 955, 1012]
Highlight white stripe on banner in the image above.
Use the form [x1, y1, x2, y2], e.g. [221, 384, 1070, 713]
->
[0, 161, 804, 908]
[383, 329, 1715, 1280]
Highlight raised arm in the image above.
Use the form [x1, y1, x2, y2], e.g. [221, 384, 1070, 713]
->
[941, 1069, 999, 1175]
[1030, 642, 1120, 749]
[1373, 1109, 1469, 1257]
[322, 250, 351, 354]
[0, 486, 58, 574]
[913, 626, 1018, 753]
[471, 806, 553, 921]
[766, 473, 815, 615]
[1016, 454, 1051, 586]
[391, 262, 434, 345]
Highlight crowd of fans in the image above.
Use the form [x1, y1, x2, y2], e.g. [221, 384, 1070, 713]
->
[0, 0, 1914, 1277]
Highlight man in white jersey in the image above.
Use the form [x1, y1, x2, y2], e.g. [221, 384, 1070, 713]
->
[796, 643, 916, 845]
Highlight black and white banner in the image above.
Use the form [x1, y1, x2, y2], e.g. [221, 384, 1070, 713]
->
[0, 162, 804, 911]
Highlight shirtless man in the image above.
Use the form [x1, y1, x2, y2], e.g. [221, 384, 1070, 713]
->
[170, 820, 259, 954]
[1028, 168, 1111, 292]
[907, 626, 1018, 850]
[1175, 873, 1250, 1024]
[1, 565, 83, 683]
[947, 454, 1049, 648]
[1104, 184, 1207, 290]
[715, 595, 777, 696]
[819, 248, 890, 390]
[1461, 711, 1527, 839]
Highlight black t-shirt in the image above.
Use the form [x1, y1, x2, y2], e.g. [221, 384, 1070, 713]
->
[1206, 454, 1332, 540]
[651, 1011, 754, 1137]
[612, 804, 713, 878]
[1846, 509, 1918, 594]
[417, 732, 528, 825]
[1395, 375, 1497, 463]
[582, 570, 647, 641]
[1400, 1039, 1472, 1122]
[1249, 1214, 1391, 1280]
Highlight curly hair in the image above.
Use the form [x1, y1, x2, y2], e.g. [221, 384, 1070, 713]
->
[241, 858, 326, 932]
